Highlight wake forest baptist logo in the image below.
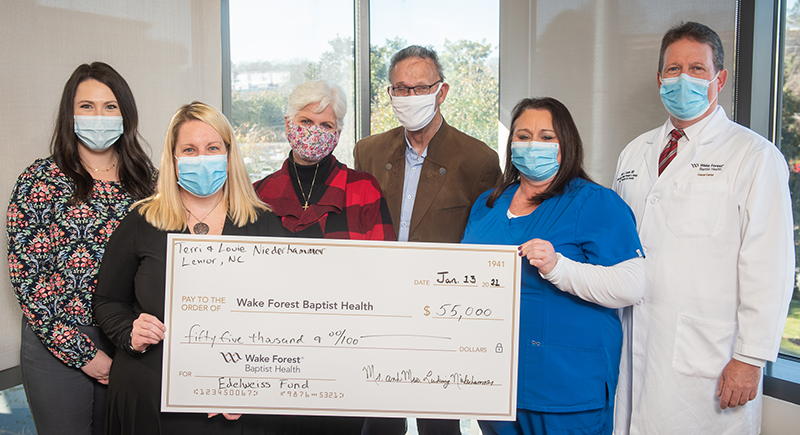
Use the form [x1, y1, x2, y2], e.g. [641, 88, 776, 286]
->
[692, 162, 724, 176]
[221, 352, 242, 363]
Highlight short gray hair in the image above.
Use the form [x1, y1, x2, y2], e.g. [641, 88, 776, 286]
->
[285, 80, 347, 130]
[389, 45, 445, 83]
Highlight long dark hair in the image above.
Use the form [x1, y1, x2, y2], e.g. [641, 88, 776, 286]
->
[51, 62, 154, 203]
[486, 97, 592, 208]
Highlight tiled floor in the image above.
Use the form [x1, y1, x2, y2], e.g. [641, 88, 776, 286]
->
[0, 385, 35, 435]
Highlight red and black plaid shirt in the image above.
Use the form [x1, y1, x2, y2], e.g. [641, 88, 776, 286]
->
[254, 155, 395, 241]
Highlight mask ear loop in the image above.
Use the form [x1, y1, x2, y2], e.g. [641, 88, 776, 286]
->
[707, 71, 721, 107]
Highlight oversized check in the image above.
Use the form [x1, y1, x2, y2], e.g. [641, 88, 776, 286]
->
[161, 234, 521, 420]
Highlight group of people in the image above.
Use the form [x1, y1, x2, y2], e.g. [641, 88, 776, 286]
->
[6, 21, 793, 435]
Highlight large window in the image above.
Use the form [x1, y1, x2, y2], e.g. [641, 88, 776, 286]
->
[229, 0, 500, 182]
[229, 0, 356, 181]
[369, 0, 500, 149]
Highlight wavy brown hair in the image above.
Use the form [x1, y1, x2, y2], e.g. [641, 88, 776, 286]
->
[486, 97, 592, 208]
[51, 62, 154, 203]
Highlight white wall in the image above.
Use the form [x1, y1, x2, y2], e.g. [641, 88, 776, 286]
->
[0, 0, 222, 372]
[763, 396, 800, 434]
[499, 0, 734, 187]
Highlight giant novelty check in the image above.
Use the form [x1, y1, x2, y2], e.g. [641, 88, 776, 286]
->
[161, 235, 521, 420]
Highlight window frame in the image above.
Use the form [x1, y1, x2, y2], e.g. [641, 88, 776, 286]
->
[736, 0, 800, 404]
[766, 355, 800, 403]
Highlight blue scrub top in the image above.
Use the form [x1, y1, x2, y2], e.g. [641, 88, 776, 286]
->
[462, 178, 642, 413]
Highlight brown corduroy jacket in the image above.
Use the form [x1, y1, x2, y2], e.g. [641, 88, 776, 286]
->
[354, 118, 501, 243]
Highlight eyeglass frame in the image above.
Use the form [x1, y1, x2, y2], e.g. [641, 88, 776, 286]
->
[389, 80, 443, 97]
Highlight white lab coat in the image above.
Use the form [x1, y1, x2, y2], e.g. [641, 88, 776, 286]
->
[611, 107, 794, 435]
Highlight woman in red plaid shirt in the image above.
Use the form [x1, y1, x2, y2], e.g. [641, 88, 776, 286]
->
[251, 80, 393, 434]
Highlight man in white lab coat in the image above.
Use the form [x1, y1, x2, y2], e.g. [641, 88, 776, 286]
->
[612, 22, 794, 434]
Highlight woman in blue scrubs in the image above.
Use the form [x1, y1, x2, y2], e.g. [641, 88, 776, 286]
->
[462, 97, 644, 435]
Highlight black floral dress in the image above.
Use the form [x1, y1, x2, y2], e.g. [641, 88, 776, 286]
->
[6, 157, 152, 367]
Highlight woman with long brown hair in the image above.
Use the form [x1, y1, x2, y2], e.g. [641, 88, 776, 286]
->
[6, 61, 156, 435]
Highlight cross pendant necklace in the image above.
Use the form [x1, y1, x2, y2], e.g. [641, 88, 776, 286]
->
[293, 160, 319, 211]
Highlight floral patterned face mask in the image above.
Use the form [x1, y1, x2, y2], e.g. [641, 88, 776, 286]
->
[286, 121, 341, 163]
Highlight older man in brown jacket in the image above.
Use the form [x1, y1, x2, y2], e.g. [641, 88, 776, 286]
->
[354, 45, 501, 435]
[354, 45, 500, 245]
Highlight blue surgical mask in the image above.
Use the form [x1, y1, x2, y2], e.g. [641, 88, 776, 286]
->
[659, 73, 719, 121]
[74, 116, 124, 151]
[511, 142, 559, 182]
[176, 154, 228, 198]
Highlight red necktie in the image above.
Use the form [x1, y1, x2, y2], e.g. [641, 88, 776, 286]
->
[658, 129, 684, 176]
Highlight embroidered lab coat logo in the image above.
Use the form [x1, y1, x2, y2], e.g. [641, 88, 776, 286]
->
[616, 170, 638, 183]
[691, 163, 725, 177]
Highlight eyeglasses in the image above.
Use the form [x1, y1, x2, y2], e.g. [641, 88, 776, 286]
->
[390, 80, 442, 97]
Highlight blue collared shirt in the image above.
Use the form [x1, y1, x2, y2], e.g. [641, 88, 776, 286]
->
[397, 138, 427, 241]
[398, 118, 443, 241]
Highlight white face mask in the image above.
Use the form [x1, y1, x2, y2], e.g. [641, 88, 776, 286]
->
[74, 116, 123, 151]
[390, 82, 443, 131]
